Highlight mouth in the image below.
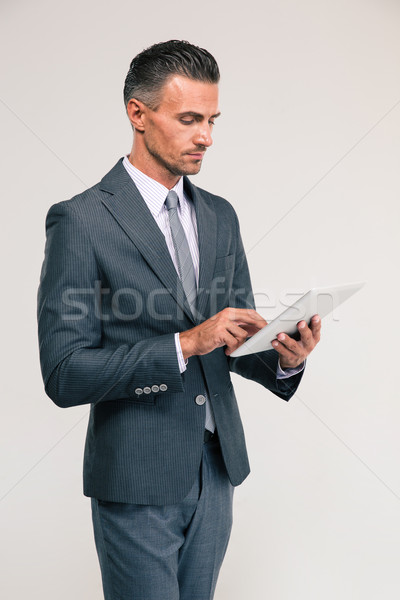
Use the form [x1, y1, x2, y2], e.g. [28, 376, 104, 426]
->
[186, 151, 205, 160]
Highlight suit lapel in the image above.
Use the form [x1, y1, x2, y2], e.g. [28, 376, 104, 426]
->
[184, 178, 217, 322]
[99, 159, 195, 323]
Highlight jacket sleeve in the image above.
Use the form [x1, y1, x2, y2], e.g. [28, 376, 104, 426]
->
[227, 209, 304, 401]
[37, 201, 184, 408]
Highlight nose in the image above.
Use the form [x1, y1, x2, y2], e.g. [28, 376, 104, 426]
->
[193, 123, 213, 148]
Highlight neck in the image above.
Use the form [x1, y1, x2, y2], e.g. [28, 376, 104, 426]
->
[128, 141, 180, 189]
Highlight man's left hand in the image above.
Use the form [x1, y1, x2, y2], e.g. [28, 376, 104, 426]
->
[272, 314, 321, 369]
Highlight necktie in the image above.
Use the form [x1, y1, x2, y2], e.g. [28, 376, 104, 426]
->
[165, 190, 215, 432]
[165, 190, 197, 317]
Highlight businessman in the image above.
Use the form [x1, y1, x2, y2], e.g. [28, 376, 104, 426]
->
[38, 40, 321, 600]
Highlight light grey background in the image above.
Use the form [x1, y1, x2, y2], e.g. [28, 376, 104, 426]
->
[1, 0, 399, 598]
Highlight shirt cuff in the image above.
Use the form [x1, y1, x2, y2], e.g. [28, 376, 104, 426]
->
[174, 332, 188, 374]
[276, 359, 305, 379]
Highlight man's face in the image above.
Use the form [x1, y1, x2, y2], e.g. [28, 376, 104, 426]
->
[139, 75, 220, 180]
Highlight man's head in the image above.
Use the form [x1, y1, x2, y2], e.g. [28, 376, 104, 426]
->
[123, 40, 220, 111]
[124, 41, 221, 187]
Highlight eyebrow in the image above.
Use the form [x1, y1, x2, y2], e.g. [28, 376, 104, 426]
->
[177, 111, 221, 119]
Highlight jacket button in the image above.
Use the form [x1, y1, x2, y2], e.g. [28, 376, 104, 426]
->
[195, 394, 206, 406]
[135, 388, 143, 395]
[143, 387, 151, 394]
[159, 384, 168, 392]
[151, 385, 160, 393]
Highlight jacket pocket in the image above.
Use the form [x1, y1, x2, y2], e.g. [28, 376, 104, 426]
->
[128, 394, 157, 405]
[213, 254, 235, 274]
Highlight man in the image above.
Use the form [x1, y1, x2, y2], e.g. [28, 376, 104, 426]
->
[38, 40, 320, 600]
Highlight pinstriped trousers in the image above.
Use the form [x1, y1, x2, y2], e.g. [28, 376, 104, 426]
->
[91, 435, 234, 600]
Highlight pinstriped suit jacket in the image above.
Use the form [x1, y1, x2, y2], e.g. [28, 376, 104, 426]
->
[37, 158, 303, 505]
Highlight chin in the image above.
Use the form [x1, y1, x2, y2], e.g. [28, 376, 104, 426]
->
[185, 161, 203, 174]
[171, 163, 202, 177]
[184, 168, 202, 177]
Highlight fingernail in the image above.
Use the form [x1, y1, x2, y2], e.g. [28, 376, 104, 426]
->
[299, 322, 305, 329]
[278, 334, 285, 341]
[272, 341, 278, 347]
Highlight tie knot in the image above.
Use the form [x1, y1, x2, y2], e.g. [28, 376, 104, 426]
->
[165, 190, 179, 211]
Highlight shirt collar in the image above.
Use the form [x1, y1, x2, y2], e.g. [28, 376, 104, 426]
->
[122, 156, 184, 217]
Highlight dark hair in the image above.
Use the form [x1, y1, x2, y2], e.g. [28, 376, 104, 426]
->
[123, 40, 220, 110]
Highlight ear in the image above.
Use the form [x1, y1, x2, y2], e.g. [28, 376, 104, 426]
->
[126, 98, 147, 132]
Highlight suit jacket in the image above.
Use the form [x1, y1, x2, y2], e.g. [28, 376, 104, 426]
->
[37, 158, 304, 505]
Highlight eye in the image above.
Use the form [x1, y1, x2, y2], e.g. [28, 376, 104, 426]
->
[209, 120, 215, 126]
[180, 119, 194, 125]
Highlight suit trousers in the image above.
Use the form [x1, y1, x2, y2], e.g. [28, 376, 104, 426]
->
[91, 434, 234, 600]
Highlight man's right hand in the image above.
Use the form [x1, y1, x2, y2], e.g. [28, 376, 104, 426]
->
[179, 307, 267, 360]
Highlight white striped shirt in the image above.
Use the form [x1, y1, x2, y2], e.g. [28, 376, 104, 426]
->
[123, 156, 199, 286]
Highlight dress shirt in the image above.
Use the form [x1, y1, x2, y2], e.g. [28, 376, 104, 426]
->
[122, 156, 303, 379]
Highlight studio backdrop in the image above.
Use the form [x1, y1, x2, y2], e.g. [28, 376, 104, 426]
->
[1, 0, 399, 598]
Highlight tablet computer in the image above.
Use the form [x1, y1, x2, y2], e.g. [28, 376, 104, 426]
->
[230, 282, 365, 357]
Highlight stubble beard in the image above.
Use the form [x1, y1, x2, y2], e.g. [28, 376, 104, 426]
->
[145, 139, 203, 178]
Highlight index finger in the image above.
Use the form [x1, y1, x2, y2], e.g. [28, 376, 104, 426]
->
[227, 307, 267, 326]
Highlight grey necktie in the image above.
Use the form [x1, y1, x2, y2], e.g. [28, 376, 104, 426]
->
[165, 190, 197, 317]
[165, 190, 215, 433]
